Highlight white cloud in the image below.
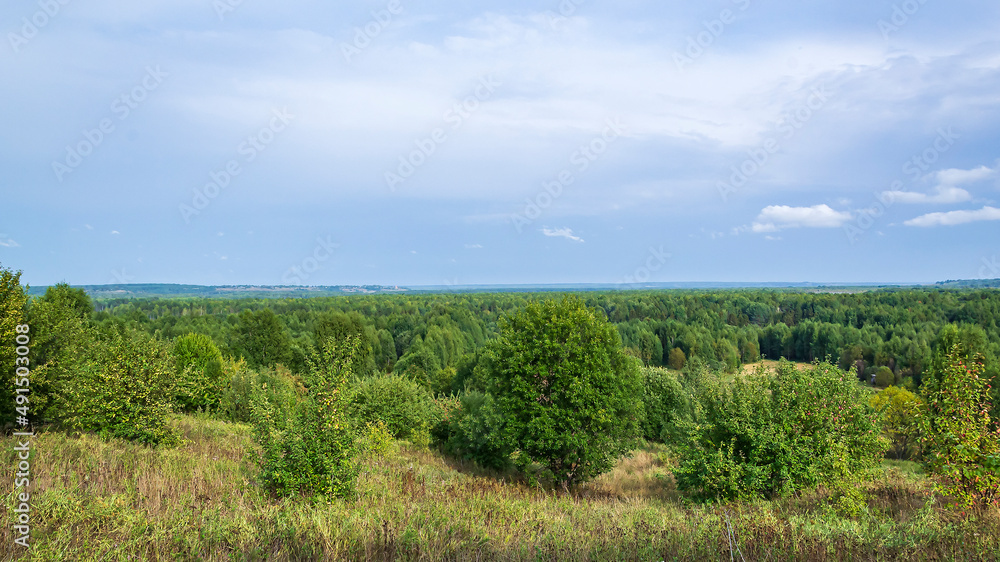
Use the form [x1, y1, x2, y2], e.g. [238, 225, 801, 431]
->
[904, 206, 1000, 227]
[464, 243, 483, 249]
[935, 165, 996, 186]
[752, 204, 851, 232]
[882, 186, 972, 204]
[110, 230, 120, 235]
[541, 227, 584, 242]
[0, 236, 19, 248]
[884, 165, 996, 204]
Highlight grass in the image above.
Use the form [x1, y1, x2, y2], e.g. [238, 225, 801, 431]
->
[2, 415, 999, 561]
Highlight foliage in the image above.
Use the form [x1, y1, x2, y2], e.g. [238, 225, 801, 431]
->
[640, 366, 690, 443]
[172, 332, 226, 412]
[667, 347, 686, 371]
[218, 359, 303, 423]
[875, 366, 895, 388]
[51, 325, 180, 445]
[346, 372, 442, 442]
[674, 361, 887, 502]
[0, 264, 28, 424]
[484, 297, 644, 489]
[870, 385, 923, 460]
[918, 345, 1000, 507]
[230, 308, 293, 368]
[250, 337, 359, 499]
[440, 391, 513, 470]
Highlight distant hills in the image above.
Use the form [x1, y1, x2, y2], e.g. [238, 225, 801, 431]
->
[21, 279, 999, 300]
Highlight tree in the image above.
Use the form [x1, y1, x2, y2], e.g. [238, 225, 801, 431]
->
[231, 308, 292, 368]
[668, 347, 687, 371]
[0, 264, 28, 424]
[870, 385, 922, 460]
[173, 333, 225, 412]
[875, 366, 895, 388]
[484, 297, 643, 490]
[918, 345, 1000, 507]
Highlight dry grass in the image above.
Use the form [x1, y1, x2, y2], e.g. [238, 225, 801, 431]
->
[2, 416, 999, 561]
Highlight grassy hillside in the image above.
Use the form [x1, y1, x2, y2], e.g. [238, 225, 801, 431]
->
[3, 415, 998, 561]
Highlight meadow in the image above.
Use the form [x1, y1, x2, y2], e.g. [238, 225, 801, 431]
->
[3, 413, 998, 561]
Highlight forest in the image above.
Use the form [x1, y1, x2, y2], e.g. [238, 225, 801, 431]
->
[2, 263, 1000, 560]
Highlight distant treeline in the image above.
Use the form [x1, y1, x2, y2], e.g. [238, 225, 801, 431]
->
[89, 289, 1000, 391]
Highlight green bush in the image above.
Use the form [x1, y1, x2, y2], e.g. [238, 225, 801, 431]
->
[0, 264, 27, 425]
[484, 297, 644, 490]
[173, 333, 225, 412]
[219, 358, 302, 423]
[53, 326, 180, 446]
[875, 366, 895, 388]
[674, 360, 887, 502]
[250, 337, 359, 499]
[870, 385, 922, 460]
[441, 391, 512, 470]
[347, 372, 442, 441]
[640, 366, 690, 443]
[918, 346, 1000, 507]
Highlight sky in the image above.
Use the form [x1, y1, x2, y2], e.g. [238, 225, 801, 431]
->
[2, 0, 999, 287]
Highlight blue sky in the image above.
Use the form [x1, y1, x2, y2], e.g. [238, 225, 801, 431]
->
[2, 0, 999, 287]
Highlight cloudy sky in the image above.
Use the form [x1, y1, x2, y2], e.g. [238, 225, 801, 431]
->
[2, 0, 999, 287]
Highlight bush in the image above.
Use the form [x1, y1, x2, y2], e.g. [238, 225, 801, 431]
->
[484, 297, 644, 490]
[0, 264, 27, 425]
[219, 359, 303, 423]
[870, 385, 922, 460]
[918, 346, 1000, 507]
[667, 347, 686, 371]
[674, 361, 887, 502]
[640, 366, 690, 443]
[173, 333, 226, 412]
[347, 372, 441, 442]
[53, 326, 180, 446]
[441, 391, 512, 470]
[250, 337, 359, 499]
[875, 366, 895, 388]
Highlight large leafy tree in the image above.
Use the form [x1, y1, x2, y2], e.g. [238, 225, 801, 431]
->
[230, 308, 293, 368]
[0, 263, 28, 424]
[484, 297, 643, 490]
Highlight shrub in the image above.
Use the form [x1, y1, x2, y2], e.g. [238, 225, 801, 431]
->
[53, 326, 180, 445]
[219, 359, 303, 423]
[0, 264, 27, 425]
[347, 372, 441, 441]
[640, 366, 690, 443]
[250, 337, 359, 499]
[870, 385, 922, 460]
[484, 297, 644, 490]
[875, 366, 895, 388]
[173, 333, 226, 412]
[674, 361, 887, 502]
[442, 391, 512, 470]
[918, 346, 1000, 507]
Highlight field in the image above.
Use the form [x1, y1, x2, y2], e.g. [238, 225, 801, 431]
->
[3, 415, 999, 561]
